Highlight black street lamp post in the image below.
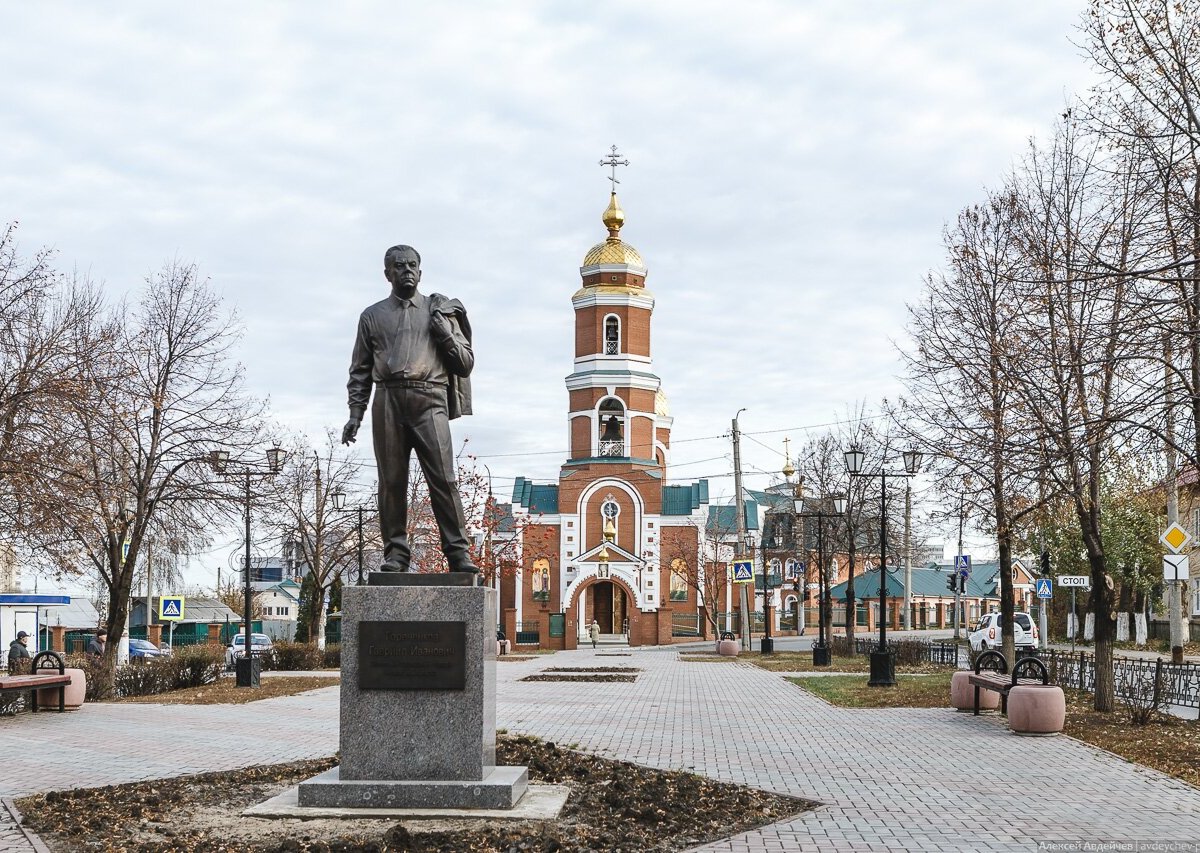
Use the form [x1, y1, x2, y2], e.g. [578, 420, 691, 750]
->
[844, 445, 921, 687]
[795, 482, 845, 667]
[759, 532, 778, 655]
[208, 444, 287, 688]
[330, 489, 369, 586]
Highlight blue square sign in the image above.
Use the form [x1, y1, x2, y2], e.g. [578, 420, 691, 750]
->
[1035, 578, 1053, 599]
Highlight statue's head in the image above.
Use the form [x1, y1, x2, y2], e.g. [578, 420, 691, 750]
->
[384, 245, 421, 298]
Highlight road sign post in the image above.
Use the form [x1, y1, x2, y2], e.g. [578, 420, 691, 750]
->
[1161, 523, 1192, 665]
[1057, 576, 1090, 653]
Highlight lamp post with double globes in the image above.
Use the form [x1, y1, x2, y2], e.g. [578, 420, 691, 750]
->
[794, 480, 845, 667]
[330, 489, 371, 586]
[844, 445, 921, 687]
[208, 444, 287, 688]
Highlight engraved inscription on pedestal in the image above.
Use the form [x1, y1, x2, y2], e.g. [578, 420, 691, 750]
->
[358, 620, 466, 690]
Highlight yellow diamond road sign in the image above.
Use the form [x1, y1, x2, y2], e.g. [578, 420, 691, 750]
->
[1160, 523, 1192, 554]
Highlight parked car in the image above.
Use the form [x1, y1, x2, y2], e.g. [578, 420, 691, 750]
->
[968, 612, 1039, 653]
[225, 633, 274, 668]
[128, 638, 166, 660]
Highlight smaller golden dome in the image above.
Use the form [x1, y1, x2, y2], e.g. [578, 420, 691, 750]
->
[582, 191, 645, 269]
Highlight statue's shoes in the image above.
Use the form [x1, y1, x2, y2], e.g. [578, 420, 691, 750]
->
[449, 563, 480, 574]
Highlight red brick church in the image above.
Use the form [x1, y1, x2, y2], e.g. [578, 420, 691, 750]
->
[501, 184, 710, 648]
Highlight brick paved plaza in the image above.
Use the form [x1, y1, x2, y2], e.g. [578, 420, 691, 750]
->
[3, 650, 1199, 852]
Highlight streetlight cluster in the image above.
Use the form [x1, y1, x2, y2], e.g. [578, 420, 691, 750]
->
[208, 444, 287, 688]
[844, 445, 921, 688]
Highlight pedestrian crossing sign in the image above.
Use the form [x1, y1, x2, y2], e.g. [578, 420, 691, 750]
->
[1035, 578, 1052, 599]
[159, 596, 185, 621]
[731, 559, 754, 583]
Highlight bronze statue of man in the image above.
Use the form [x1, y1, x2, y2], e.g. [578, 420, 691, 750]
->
[342, 245, 479, 573]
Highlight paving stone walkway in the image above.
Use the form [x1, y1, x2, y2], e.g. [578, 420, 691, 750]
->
[2, 651, 1200, 851]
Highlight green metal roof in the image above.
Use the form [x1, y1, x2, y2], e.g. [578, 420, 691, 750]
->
[662, 480, 709, 515]
[829, 564, 1001, 602]
[512, 477, 559, 514]
[746, 488, 792, 512]
[706, 501, 759, 535]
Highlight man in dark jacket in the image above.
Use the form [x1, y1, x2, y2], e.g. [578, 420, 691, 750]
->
[342, 244, 478, 574]
[7, 630, 32, 674]
[86, 629, 107, 658]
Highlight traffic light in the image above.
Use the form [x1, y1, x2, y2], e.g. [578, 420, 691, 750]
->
[1040, 550, 1051, 576]
[946, 573, 957, 592]
[958, 574, 966, 594]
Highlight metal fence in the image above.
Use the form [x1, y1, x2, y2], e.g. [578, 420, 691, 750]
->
[515, 620, 540, 645]
[843, 636, 963, 666]
[671, 611, 701, 637]
[1034, 649, 1200, 718]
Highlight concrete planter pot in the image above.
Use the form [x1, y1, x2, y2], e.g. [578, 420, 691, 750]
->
[950, 670, 998, 712]
[1008, 684, 1065, 736]
[717, 639, 740, 657]
[38, 667, 85, 710]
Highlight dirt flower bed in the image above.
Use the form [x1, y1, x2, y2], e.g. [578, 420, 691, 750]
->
[542, 667, 642, 673]
[17, 734, 813, 852]
[111, 677, 340, 705]
[520, 674, 637, 683]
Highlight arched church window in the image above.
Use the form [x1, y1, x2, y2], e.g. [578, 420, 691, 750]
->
[598, 398, 624, 457]
[604, 315, 620, 354]
[531, 557, 550, 601]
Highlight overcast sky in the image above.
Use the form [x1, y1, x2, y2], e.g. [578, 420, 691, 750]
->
[2, 2, 1100, 589]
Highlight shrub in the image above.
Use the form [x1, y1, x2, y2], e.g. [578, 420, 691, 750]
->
[264, 641, 322, 672]
[322, 644, 341, 669]
[114, 657, 175, 697]
[63, 654, 108, 702]
[168, 645, 224, 689]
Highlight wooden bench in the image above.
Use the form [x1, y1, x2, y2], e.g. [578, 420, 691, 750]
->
[0, 651, 72, 713]
[967, 650, 1049, 716]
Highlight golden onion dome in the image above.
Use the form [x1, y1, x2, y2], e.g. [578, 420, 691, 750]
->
[582, 192, 645, 269]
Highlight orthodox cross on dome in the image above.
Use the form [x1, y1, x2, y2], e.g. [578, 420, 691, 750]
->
[599, 144, 629, 191]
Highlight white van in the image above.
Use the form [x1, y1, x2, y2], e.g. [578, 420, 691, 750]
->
[968, 612, 1039, 653]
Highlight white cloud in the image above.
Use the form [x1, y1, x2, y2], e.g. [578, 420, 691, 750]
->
[1, 1, 1097, 588]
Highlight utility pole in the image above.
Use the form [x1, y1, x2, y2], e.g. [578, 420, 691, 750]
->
[1166, 333, 1184, 664]
[144, 537, 153, 645]
[731, 411, 751, 650]
[903, 479, 912, 631]
[954, 491, 964, 641]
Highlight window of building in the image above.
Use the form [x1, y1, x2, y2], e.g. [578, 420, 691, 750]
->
[1193, 582, 1200, 616]
[604, 315, 620, 354]
[598, 398, 624, 456]
[1193, 507, 1200, 539]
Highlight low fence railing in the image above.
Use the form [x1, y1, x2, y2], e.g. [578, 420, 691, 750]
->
[671, 612, 701, 637]
[514, 620, 540, 645]
[1034, 648, 1200, 717]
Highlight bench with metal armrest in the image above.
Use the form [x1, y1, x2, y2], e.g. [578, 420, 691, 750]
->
[0, 651, 72, 713]
[967, 649, 1049, 716]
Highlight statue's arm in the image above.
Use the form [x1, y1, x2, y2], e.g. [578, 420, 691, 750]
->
[344, 314, 373, 444]
[432, 311, 474, 377]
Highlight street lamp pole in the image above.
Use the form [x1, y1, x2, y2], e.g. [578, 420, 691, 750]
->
[330, 489, 369, 586]
[795, 481, 845, 667]
[845, 445, 921, 688]
[209, 444, 286, 688]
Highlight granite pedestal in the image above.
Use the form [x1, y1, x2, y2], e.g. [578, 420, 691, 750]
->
[297, 574, 528, 810]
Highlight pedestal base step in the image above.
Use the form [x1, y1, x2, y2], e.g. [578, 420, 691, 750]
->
[249, 779, 565, 822]
[296, 765, 528, 811]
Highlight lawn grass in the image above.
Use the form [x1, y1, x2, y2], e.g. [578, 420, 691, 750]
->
[788, 671, 954, 708]
[111, 675, 340, 705]
[680, 650, 949, 675]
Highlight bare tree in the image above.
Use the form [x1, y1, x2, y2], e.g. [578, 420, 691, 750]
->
[24, 262, 267, 695]
[263, 431, 368, 650]
[897, 188, 1053, 666]
[1005, 117, 1158, 710]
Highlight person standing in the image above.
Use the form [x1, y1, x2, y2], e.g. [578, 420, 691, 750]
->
[342, 244, 478, 574]
[7, 630, 31, 674]
[588, 619, 601, 650]
[86, 629, 107, 658]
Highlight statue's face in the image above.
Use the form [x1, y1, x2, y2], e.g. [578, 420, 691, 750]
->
[385, 249, 421, 296]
